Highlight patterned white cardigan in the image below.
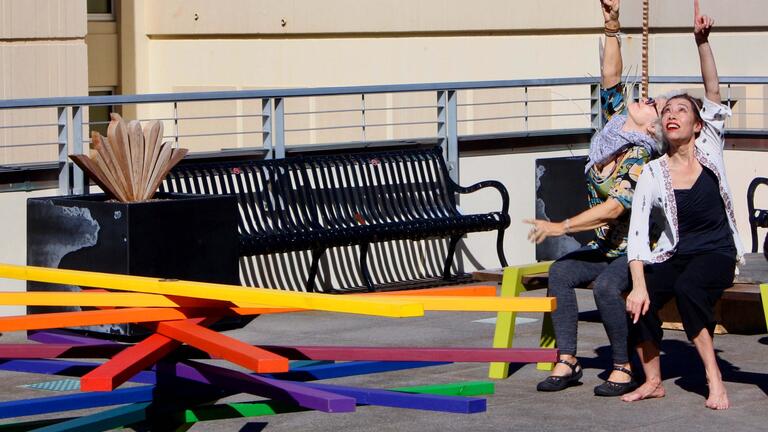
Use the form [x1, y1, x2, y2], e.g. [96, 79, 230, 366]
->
[627, 98, 745, 264]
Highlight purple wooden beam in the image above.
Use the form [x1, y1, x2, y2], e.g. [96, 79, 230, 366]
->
[303, 382, 486, 414]
[260, 346, 558, 363]
[0, 344, 125, 359]
[0, 359, 156, 384]
[269, 361, 450, 381]
[28, 330, 119, 346]
[176, 361, 356, 413]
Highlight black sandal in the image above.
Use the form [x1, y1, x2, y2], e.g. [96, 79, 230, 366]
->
[536, 359, 583, 392]
[594, 365, 638, 397]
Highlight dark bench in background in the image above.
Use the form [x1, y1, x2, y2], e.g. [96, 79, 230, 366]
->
[161, 146, 510, 292]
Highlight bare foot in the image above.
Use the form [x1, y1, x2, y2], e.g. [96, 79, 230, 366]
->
[621, 380, 665, 402]
[705, 380, 730, 410]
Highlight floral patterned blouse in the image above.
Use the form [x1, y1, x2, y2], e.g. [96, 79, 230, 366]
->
[586, 83, 652, 258]
[587, 146, 652, 257]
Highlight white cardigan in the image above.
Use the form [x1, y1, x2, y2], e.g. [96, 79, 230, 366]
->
[627, 98, 745, 264]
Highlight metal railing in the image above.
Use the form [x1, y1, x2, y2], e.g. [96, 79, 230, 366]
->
[0, 76, 766, 195]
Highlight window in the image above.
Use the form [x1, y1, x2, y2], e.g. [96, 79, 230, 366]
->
[88, 89, 117, 138]
[87, 0, 114, 21]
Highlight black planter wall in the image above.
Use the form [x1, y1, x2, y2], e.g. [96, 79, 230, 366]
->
[27, 193, 239, 338]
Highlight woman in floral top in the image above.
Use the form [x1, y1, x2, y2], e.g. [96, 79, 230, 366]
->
[623, 1, 743, 410]
[526, 0, 662, 396]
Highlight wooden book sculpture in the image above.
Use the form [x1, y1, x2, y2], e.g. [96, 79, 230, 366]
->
[70, 113, 188, 202]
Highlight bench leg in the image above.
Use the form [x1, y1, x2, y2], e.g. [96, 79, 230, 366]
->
[305, 248, 325, 293]
[359, 242, 375, 292]
[496, 228, 508, 268]
[441, 236, 462, 281]
[488, 261, 554, 379]
[537, 312, 556, 371]
[761, 284, 768, 333]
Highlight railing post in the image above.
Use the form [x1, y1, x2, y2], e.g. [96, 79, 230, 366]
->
[361, 93, 367, 143]
[57, 106, 70, 195]
[172, 102, 180, 148]
[446, 90, 459, 183]
[524, 86, 529, 133]
[261, 98, 273, 158]
[631, 81, 641, 103]
[590, 83, 602, 131]
[72, 105, 87, 194]
[437, 90, 447, 155]
[273, 97, 286, 159]
[437, 90, 459, 183]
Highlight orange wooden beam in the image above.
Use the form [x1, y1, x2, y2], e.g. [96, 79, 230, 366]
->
[0, 308, 199, 332]
[0, 306, 297, 333]
[359, 285, 497, 297]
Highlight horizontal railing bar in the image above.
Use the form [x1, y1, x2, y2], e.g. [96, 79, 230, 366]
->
[458, 97, 591, 107]
[168, 130, 265, 139]
[458, 113, 586, 123]
[362, 105, 438, 112]
[0, 78, 603, 109]
[286, 105, 438, 116]
[285, 120, 438, 132]
[286, 108, 363, 116]
[0, 123, 58, 130]
[650, 76, 768, 84]
[2, 77, 767, 110]
[1, 142, 60, 148]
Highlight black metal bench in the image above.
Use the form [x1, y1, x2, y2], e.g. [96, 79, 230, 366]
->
[160, 146, 510, 292]
[747, 177, 768, 258]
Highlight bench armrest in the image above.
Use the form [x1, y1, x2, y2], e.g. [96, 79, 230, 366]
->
[453, 180, 510, 217]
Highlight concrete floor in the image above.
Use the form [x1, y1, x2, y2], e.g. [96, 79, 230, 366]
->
[1, 288, 767, 431]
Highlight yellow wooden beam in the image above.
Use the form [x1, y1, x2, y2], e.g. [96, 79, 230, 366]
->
[0, 291, 224, 307]
[365, 295, 555, 312]
[0, 264, 423, 318]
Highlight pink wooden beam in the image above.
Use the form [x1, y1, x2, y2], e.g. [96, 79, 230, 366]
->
[259, 346, 558, 363]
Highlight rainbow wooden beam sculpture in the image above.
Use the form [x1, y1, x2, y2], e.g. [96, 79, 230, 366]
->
[0, 263, 557, 430]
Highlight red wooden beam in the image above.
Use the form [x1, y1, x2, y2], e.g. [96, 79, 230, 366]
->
[79, 317, 218, 392]
[154, 319, 289, 373]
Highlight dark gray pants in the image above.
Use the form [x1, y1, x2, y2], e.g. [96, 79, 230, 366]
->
[548, 247, 631, 364]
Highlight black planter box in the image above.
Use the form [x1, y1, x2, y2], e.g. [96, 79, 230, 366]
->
[27, 192, 240, 338]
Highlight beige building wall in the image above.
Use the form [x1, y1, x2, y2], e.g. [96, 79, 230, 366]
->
[0, 0, 88, 165]
[0, 0, 88, 315]
[1, 0, 767, 315]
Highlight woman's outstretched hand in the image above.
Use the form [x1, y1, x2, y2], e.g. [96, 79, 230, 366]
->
[523, 219, 566, 244]
[694, 0, 714, 44]
[601, 0, 620, 24]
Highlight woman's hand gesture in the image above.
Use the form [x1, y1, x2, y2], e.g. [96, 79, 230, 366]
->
[601, 0, 620, 24]
[626, 286, 650, 324]
[694, 0, 714, 44]
[524, 219, 565, 244]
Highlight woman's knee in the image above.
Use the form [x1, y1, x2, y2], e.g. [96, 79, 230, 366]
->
[592, 274, 628, 302]
[548, 260, 580, 292]
[672, 280, 702, 300]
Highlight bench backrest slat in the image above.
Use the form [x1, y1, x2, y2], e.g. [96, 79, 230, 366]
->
[161, 146, 459, 237]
